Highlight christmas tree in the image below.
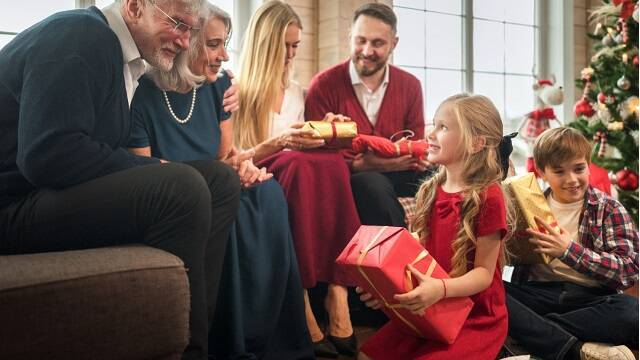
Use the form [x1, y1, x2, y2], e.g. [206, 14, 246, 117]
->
[570, 0, 639, 221]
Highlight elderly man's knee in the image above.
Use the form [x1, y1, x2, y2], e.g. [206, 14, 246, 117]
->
[351, 172, 395, 197]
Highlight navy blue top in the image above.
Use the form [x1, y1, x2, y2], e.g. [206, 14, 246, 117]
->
[0, 7, 158, 208]
[129, 73, 232, 161]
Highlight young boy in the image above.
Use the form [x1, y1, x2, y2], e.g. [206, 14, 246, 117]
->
[505, 127, 639, 360]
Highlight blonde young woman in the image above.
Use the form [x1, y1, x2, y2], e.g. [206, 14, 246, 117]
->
[232, 1, 361, 357]
[127, 4, 314, 359]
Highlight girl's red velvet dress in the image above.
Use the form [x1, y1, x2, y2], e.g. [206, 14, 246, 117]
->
[361, 183, 508, 360]
[257, 149, 362, 288]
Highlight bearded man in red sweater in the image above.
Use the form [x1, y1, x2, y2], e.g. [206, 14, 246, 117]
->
[305, 2, 430, 228]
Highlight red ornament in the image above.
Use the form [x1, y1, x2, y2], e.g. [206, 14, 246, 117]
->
[616, 168, 639, 191]
[574, 98, 595, 117]
[634, 55, 639, 66]
[598, 92, 615, 105]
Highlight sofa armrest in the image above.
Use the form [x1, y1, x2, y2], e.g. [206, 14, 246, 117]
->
[0, 245, 189, 360]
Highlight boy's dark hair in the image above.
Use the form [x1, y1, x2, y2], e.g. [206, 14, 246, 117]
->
[353, 3, 397, 34]
[533, 127, 592, 171]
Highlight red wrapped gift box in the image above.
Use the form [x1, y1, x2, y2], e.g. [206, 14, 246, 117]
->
[336, 226, 473, 344]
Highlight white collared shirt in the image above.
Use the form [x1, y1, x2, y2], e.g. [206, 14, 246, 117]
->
[102, 4, 146, 106]
[349, 60, 390, 127]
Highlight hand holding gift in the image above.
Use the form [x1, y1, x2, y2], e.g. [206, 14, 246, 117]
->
[300, 116, 358, 148]
[503, 172, 560, 264]
[393, 264, 446, 316]
[527, 215, 572, 259]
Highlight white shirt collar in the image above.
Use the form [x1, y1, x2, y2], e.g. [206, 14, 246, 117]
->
[349, 60, 390, 90]
[102, 4, 142, 65]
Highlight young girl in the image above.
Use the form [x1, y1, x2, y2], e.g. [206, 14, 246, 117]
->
[357, 94, 513, 359]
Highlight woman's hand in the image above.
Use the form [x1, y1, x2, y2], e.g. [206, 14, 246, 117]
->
[322, 112, 351, 122]
[355, 287, 383, 310]
[393, 264, 445, 315]
[223, 148, 273, 187]
[276, 122, 325, 150]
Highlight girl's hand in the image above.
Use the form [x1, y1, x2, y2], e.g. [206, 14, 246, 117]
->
[355, 287, 383, 310]
[526, 215, 572, 258]
[393, 264, 445, 315]
[276, 122, 325, 150]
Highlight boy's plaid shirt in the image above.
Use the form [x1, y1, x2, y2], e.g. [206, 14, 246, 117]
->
[559, 186, 639, 290]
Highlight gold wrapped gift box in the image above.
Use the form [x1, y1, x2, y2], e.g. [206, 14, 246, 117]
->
[301, 121, 358, 148]
[503, 172, 559, 264]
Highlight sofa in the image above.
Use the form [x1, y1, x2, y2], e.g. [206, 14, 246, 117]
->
[0, 245, 190, 360]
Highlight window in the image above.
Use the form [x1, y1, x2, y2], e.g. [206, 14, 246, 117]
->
[393, 0, 539, 134]
[0, 1, 76, 50]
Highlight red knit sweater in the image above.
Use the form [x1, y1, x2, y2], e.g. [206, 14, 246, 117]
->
[305, 60, 425, 142]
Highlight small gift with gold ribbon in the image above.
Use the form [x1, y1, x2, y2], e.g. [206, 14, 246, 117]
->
[301, 121, 358, 148]
[335, 226, 473, 344]
[503, 172, 558, 264]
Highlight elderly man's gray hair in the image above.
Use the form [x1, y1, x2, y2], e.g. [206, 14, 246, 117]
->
[148, 2, 232, 92]
[115, 0, 206, 16]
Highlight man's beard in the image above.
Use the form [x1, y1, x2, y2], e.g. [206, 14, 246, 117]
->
[148, 45, 179, 72]
[352, 53, 388, 77]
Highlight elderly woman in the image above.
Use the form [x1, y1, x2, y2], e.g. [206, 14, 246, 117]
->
[232, 1, 362, 357]
[127, 4, 313, 360]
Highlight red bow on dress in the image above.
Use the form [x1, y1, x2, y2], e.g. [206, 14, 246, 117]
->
[435, 196, 462, 219]
[529, 108, 556, 120]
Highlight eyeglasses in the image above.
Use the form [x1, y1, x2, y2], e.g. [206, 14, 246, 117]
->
[150, 1, 200, 35]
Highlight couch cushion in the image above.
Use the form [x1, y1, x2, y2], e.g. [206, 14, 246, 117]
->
[0, 245, 190, 360]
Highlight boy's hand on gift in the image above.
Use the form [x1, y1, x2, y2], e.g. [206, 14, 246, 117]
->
[355, 287, 383, 310]
[526, 215, 571, 258]
[393, 264, 445, 315]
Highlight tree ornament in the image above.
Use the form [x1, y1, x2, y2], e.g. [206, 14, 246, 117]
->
[594, 22, 604, 35]
[597, 107, 613, 125]
[581, 67, 595, 80]
[593, 131, 608, 157]
[597, 92, 616, 105]
[574, 98, 595, 117]
[616, 168, 639, 190]
[609, 171, 618, 185]
[617, 75, 631, 90]
[626, 96, 639, 115]
[602, 33, 616, 46]
[633, 3, 639, 22]
[634, 55, 639, 66]
[614, 33, 624, 44]
[607, 121, 625, 131]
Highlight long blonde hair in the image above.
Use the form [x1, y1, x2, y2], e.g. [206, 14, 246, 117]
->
[233, 0, 302, 149]
[412, 94, 515, 277]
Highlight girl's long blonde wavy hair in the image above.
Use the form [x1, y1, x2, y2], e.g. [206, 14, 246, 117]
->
[412, 94, 515, 277]
[233, 0, 302, 149]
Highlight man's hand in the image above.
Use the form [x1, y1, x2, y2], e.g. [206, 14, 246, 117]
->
[322, 112, 351, 122]
[351, 152, 418, 173]
[222, 69, 239, 113]
[393, 264, 445, 315]
[526, 215, 572, 259]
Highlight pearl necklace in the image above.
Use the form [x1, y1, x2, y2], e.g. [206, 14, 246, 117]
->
[163, 88, 197, 124]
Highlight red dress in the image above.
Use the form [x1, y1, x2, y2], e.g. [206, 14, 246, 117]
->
[257, 149, 361, 288]
[360, 184, 508, 360]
